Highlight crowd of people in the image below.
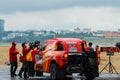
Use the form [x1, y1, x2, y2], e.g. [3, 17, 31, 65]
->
[9, 41, 42, 79]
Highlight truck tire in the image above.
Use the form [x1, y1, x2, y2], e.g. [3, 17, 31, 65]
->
[50, 63, 60, 80]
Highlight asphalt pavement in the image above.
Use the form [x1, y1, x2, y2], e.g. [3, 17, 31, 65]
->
[0, 66, 120, 80]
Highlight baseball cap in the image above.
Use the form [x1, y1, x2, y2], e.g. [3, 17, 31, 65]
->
[12, 41, 16, 45]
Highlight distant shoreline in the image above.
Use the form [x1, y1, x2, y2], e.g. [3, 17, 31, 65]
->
[0, 43, 22, 46]
[0, 43, 10, 46]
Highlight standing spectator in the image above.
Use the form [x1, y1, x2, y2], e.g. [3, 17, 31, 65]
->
[28, 48, 39, 78]
[26, 42, 35, 78]
[18, 42, 28, 78]
[9, 41, 19, 77]
[95, 45, 101, 65]
[88, 42, 94, 51]
[94, 45, 100, 77]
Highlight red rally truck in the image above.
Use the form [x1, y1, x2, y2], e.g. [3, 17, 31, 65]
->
[34, 38, 100, 80]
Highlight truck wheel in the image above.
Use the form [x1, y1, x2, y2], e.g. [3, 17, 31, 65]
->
[36, 71, 43, 76]
[50, 63, 59, 80]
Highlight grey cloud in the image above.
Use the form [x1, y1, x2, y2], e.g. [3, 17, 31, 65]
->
[0, 0, 120, 14]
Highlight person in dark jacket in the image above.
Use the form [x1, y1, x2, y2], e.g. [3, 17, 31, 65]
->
[88, 42, 94, 51]
[57, 42, 63, 50]
[18, 42, 28, 78]
[9, 41, 19, 77]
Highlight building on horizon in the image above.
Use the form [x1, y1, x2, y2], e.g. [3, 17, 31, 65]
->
[0, 19, 4, 39]
[74, 27, 81, 33]
[104, 31, 120, 38]
[92, 30, 104, 37]
[83, 28, 91, 34]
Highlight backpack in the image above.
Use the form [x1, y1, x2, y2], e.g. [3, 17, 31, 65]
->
[26, 50, 33, 61]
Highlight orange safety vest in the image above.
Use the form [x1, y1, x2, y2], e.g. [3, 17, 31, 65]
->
[96, 47, 101, 65]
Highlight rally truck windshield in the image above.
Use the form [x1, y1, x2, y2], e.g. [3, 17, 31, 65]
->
[58, 38, 83, 53]
[41, 38, 84, 53]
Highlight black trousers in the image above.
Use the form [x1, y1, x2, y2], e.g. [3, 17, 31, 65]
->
[10, 61, 18, 76]
[28, 61, 35, 77]
[18, 60, 28, 77]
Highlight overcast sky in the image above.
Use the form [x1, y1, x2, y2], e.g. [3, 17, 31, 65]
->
[0, 0, 120, 31]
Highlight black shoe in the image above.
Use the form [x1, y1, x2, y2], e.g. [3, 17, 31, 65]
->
[18, 74, 22, 78]
[24, 76, 28, 79]
[14, 74, 17, 76]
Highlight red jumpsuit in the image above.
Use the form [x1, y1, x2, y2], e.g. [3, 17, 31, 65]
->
[9, 46, 19, 62]
[9, 43, 19, 77]
[18, 46, 28, 78]
[28, 49, 39, 77]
